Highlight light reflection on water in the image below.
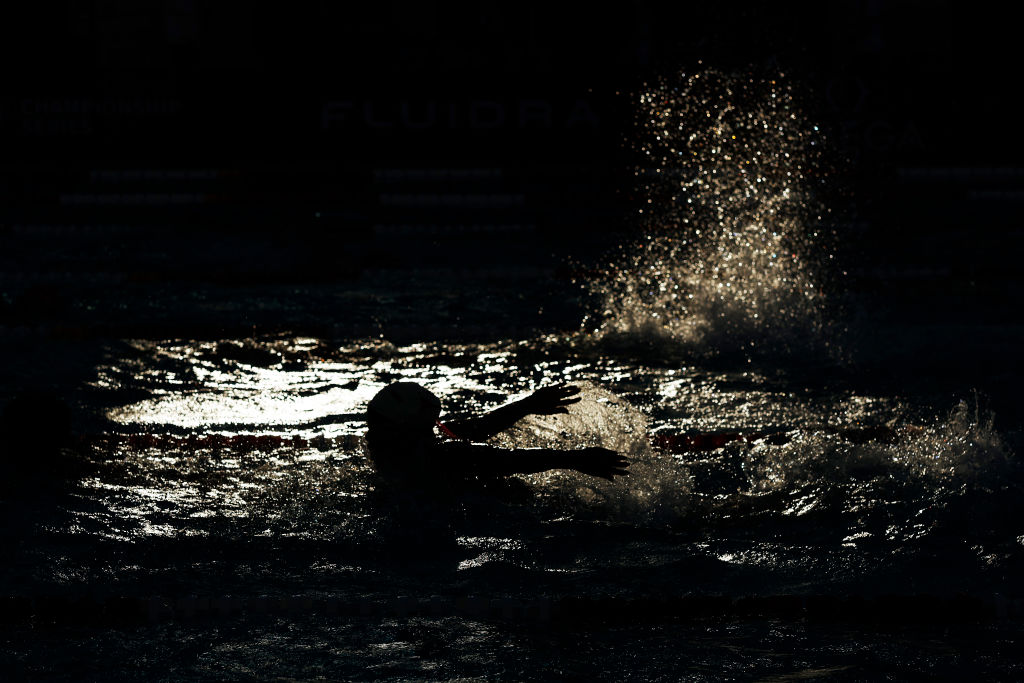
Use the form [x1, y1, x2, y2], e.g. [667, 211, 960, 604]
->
[107, 382, 379, 432]
[81, 336, 1013, 556]
[5, 333, 1018, 681]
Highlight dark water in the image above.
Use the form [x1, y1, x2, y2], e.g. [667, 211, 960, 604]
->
[3, 68, 1023, 680]
[3, 324, 1022, 680]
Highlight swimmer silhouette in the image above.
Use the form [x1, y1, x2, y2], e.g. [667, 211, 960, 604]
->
[365, 382, 629, 485]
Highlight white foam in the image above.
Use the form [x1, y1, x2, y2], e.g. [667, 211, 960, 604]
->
[742, 398, 1010, 494]
[491, 381, 693, 525]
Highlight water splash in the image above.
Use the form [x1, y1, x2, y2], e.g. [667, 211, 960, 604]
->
[587, 67, 839, 357]
[491, 381, 693, 525]
[742, 398, 1010, 494]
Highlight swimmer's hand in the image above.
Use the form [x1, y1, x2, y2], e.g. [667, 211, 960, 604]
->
[569, 447, 630, 481]
[518, 384, 581, 416]
[443, 384, 582, 442]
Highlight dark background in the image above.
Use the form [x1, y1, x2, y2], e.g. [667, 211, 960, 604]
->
[0, 1, 1020, 346]
[4, 7, 1024, 677]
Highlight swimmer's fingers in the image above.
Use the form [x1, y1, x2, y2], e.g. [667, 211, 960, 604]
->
[527, 384, 582, 415]
[604, 456, 631, 480]
[552, 384, 581, 399]
[575, 448, 630, 480]
[552, 384, 581, 406]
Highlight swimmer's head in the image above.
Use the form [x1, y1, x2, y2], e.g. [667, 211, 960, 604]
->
[366, 382, 441, 436]
[365, 382, 441, 475]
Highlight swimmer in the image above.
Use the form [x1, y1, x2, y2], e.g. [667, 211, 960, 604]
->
[365, 382, 629, 485]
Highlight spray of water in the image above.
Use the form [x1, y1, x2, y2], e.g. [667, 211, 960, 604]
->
[491, 382, 1011, 531]
[491, 382, 693, 525]
[586, 67, 839, 357]
[742, 398, 1011, 494]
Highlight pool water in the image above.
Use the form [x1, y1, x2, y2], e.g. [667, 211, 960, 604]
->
[3, 326, 1022, 680]
[3, 67, 1022, 679]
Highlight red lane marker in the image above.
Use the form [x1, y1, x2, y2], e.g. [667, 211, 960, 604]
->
[650, 431, 775, 454]
[435, 421, 461, 440]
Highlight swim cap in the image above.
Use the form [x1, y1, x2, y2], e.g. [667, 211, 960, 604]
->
[366, 382, 441, 429]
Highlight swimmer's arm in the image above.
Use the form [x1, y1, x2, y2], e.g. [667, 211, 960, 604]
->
[435, 442, 629, 481]
[443, 384, 581, 441]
